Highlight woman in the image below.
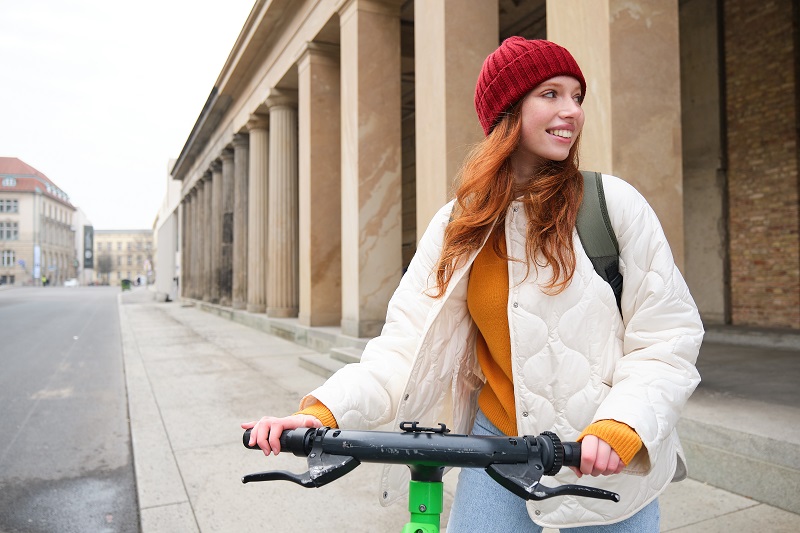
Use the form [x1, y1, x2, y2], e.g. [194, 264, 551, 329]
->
[243, 37, 703, 531]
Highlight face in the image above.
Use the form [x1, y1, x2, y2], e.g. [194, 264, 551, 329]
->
[511, 76, 585, 174]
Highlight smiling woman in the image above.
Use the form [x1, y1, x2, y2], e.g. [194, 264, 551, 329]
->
[244, 36, 703, 533]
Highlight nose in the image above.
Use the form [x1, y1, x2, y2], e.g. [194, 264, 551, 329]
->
[559, 98, 582, 118]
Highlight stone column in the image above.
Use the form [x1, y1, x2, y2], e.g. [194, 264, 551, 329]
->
[219, 148, 235, 307]
[203, 170, 213, 302]
[413, 0, 497, 240]
[547, 0, 684, 266]
[339, 0, 403, 338]
[181, 195, 190, 298]
[297, 43, 342, 327]
[246, 115, 269, 314]
[232, 133, 249, 310]
[209, 159, 223, 304]
[266, 89, 299, 318]
[193, 181, 205, 300]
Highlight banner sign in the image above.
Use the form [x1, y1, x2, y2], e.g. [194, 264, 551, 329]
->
[84, 226, 94, 269]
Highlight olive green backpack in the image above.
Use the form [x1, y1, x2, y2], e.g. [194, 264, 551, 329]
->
[576, 171, 622, 313]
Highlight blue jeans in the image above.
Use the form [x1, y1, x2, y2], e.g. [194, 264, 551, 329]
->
[446, 411, 660, 532]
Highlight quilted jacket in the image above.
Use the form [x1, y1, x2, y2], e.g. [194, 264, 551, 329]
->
[301, 174, 704, 527]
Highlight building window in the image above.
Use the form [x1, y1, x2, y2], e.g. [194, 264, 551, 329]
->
[117, 256, 121, 266]
[0, 199, 18, 212]
[136, 255, 142, 265]
[1, 177, 16, 187]
[127, 242, 131, 251]
[0, 222, 19, 240]
[127, 255, 132, 265]
[1, 250, 14, 267]
[117, 242, 122, 251]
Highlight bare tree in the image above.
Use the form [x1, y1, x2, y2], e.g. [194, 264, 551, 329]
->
[96, 254, 113, 284]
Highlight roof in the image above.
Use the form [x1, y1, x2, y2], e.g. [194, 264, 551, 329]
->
[0, 157, 75, 209]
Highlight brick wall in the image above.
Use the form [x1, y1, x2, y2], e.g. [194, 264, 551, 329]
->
[725, 0, 800, 328]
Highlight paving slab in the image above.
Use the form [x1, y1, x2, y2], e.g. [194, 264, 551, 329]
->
[120, 292, 800, 532]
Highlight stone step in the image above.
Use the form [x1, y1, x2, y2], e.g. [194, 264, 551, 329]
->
[298, 353, 346, 379]
[330, 346, 363, 365]
[677, 391, 800, 515]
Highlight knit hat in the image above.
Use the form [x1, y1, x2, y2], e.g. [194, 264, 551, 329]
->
[475, 37, 586, 136]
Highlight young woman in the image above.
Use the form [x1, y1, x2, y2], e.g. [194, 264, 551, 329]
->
[243, 37, 703, 532]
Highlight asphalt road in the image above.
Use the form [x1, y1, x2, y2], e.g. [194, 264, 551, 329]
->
[0, 286, 139, 533]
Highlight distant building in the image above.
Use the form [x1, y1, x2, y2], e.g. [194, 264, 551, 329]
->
[93, 229, 154, 286]
[0, 157, 77, 287]
[153, 159, 181, 301]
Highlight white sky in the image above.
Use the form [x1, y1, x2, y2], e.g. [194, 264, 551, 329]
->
[0, 0, 256, 230]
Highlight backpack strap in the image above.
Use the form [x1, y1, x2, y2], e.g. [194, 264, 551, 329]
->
[576, 171, 623, 314]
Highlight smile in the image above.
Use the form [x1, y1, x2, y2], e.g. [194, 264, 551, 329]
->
[547, 129, 573, 139]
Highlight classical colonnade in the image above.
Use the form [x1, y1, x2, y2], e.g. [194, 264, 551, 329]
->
[176, 0, 687, 339]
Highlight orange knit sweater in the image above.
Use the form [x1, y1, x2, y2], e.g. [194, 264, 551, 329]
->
[299, 237, 643, 465]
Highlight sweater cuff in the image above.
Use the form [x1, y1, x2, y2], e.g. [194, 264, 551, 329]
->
[578, 419, 642, 465]
[294, 401, 338, 429]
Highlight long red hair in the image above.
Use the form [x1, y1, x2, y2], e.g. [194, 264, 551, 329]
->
[432, 104, 583, 298]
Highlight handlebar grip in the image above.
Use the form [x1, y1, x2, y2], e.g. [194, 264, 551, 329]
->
[562, 442, 581, 468]
[242, 427, 315, 456]
[242, 429, 258, 449]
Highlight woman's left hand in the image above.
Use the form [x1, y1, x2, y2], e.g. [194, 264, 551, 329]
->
[570, 434, 626, 477]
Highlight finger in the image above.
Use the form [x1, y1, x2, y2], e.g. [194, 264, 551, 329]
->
[241, 421, 256, 429]
[568, 465, 582, 478]
[580, 435, 598, 475]
[592, 441, 611, 476]
[605, 452, 621, 476]
[268, 422, 284, 455]
[255, 424, 273, 455]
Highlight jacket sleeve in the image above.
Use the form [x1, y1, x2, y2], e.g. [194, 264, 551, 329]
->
[592, 175, 704, 472]
[299, 201, 455, 430]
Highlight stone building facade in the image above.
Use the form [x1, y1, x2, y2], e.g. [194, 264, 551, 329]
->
[172, 0, 799, 334]
[93, 229, 154, 286]
[0, 157, 76, 287]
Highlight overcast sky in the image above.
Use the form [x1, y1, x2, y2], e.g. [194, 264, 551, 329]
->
[0, 0, 256, 230]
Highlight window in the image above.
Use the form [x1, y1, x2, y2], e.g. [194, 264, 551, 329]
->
[136, 255, 142, 265]
[117, 256, 121, 266]
[127, 255, 132, 265]
[0, 222, 18, 240]
[1, 250, 14, 267]
[117, 242, 122, 251]
[127, 242, 131, 251]
[1, 177, 16, 187]
[0, 199, 18, 212]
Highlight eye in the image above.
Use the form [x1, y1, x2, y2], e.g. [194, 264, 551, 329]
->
[573, 93, 584, 105]
[542, 90, 557, 99]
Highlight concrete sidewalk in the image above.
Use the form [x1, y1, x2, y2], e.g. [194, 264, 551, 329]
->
[119, 289, 800, 532]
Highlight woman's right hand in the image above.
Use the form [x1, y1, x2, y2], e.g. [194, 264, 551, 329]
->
[241, 414, 322, 456]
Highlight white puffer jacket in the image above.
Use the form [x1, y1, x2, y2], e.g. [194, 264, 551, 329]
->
[302, 174, 703, 527]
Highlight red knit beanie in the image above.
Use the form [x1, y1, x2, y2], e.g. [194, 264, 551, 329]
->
[475, 37, 586, 136]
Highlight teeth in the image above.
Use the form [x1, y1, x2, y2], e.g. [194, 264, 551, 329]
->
[549, 129, 572, 139]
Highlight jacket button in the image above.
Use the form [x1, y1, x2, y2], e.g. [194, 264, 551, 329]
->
[513, 206, 519, 212]
[513, 302, 518, 308]
[404, 394, 409, 401]
[522, 411, 528, 417]
[535, 510, 541, 516]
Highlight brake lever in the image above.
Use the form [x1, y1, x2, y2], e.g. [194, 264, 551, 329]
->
[241, 428, 361, 488]
[241, 469, 315, 486]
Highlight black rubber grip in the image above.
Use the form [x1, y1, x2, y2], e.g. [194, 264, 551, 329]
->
[562, 442, 581, 468]
[242, 429, 257, 449]
[242, 428, 313, 456]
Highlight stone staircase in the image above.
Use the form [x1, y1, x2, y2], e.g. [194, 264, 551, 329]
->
[299, 346, 363, 378]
